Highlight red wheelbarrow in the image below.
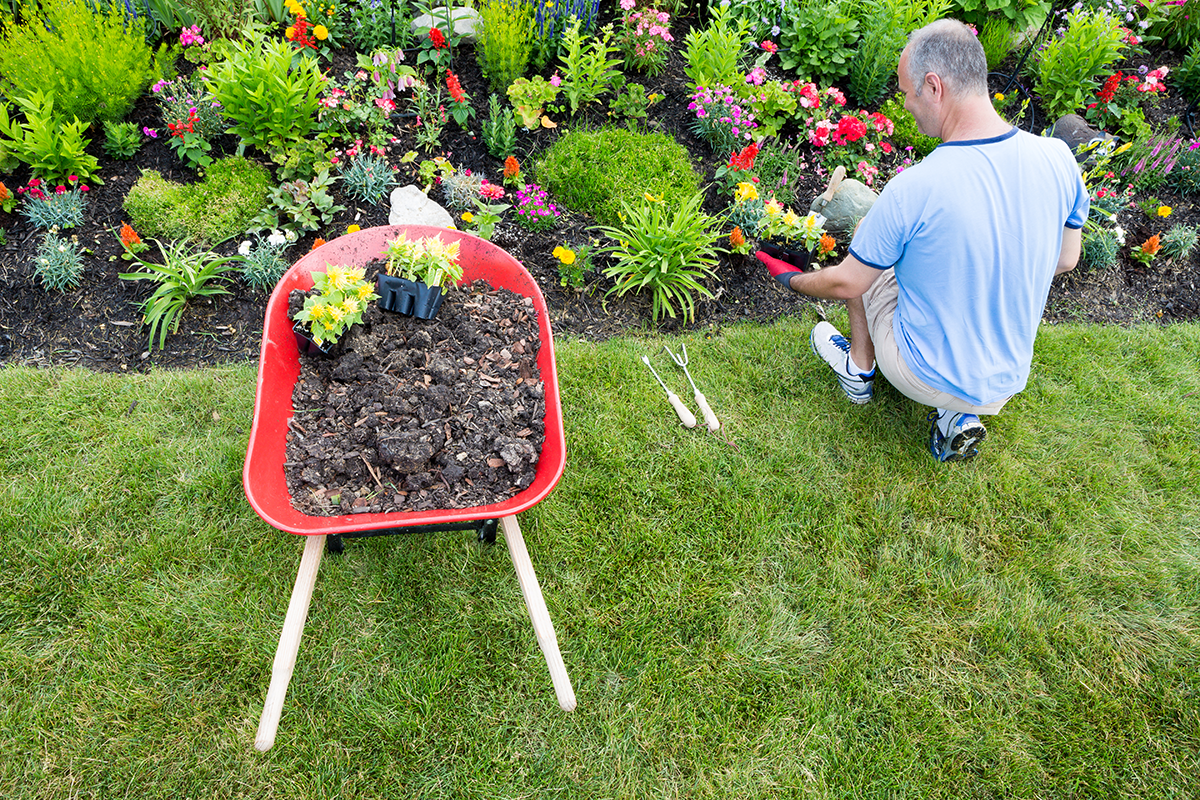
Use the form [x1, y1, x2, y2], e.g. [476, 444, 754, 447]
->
[243, 225, 574, 752]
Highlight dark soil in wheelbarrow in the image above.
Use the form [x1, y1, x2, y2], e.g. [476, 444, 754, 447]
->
[284, 277, 545, 516]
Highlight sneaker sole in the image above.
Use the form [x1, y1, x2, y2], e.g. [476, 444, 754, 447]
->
[945, 424, 987, 461]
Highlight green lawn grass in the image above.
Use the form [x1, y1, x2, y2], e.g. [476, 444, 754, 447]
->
[2, 315, 1197, 798]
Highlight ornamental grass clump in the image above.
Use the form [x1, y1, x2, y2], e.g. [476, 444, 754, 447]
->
[239, 231, 296, 292]
[594, 189, 722, 323]
[293, 265, 379, 348]
[34, 232, 84, 291]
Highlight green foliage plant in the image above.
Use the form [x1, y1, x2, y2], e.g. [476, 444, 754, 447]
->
[0, 90, 102, 185]
[123, 156, 272, 245]
[1159, 223, 1198, 261]
[1079, 225, 1119, 271]
[947, 0, 1051, 32]
[440, 168, 484, 211]
[34, 231, 85, 291]
[410, 82, 448, 151]
[461, 198, 510, 241]
[238, 231, 295, 293]
[880, 92, 939, 157]
[535, 126, 702, 227]
[593, 190, 722, 324]
[754, 136, 815, 207]
[1172, 40, 1200, 104]
[683, 3, 750, 91]
[476, 0, 535, 93]
[347, 0, 412, 52]
[506, 75, 559, 128]
[272, 138, 333, 182]
[481, 93, 518, 158]
[607, 77, 663, 126]
[292, 264, 378, 348]
[977, 14, 1018, 71]
[19, 179, 87, 231]
[251, 169, 346, 234]
[778, 0, 860, 86]
[745, 80, 799, 138]
[118, 239, 242, 350]
[1034, 9, 1127, 121]
[102, 121, 142, 160]
[847, 0, 951, 107]
[339, 152, 396, 205]
[558, 18, 623, 115]
[202, 36, 324, 155]
[0, 0, 159, 127]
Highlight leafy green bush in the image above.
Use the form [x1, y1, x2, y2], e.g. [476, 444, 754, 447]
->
[1172, 40, 1200, 105]
[778, 0, 860, 86]
[203, 36, 324, 155]
[0, 0, 161, 127]
[476, 0, 535, 92]
[1034, 9, 1127, 121]
[947, 0, 1050, 32]
[879, 93, 940, 157]
[0, 90, 102, 185]
[683, 4, 750, 90]
[123, 157, 273, 245]
[535, 127, 702, 227]
[558, 17, 622, 115]
[1167, 140, 1200, 196]
[594, 190, 722, 324]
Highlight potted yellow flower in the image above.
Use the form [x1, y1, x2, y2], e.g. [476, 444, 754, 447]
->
[756, 198, 828, 272]
[377, 232, 464, 319]
[291, 263, 378, 354]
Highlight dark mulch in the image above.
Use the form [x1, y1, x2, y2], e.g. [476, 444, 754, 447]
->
[1, 13, 1198, 374]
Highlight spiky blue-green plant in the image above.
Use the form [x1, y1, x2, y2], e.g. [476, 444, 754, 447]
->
[35, 232, 84, 291]
[339, 153, 396, 205]
[21, 187, 85, 230]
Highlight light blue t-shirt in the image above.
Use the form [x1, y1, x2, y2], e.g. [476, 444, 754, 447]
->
[848, 127, 1089, 406]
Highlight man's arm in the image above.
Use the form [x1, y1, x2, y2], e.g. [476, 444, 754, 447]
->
[786, 252, 884, 299]
[1056, 226, 1082, 275]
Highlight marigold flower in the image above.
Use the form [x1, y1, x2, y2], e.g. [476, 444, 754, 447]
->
[461, 211, 475, 223]
[729, 227, 745, 248]
[347, 224, 361, 233]
[1158, 205, 1172, 217]
[119, 222, 142, 248]
[553, 245, 576, 265]
[313, 24, 328, 39]
[285, 26, 295, 38]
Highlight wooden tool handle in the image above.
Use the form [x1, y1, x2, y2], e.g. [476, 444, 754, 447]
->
[667, 392, 697, 428]
[695, 392, 720, 432]
[255, 534, 326, 752]
[820, 165, 847, 204]
[500, 515, 577, 711]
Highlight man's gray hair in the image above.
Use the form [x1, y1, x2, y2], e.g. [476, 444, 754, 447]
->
[905, 19, 988, 97]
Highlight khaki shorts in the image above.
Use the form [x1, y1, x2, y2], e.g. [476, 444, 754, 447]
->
[862, 269, 1009, 416]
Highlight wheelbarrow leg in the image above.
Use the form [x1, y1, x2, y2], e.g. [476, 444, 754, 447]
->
[255, 533, 326, 752]
[499, 515, 577, 711]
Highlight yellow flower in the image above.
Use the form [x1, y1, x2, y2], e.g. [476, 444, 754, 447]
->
[993, 92, 1004, 102]
[340, 298, 358, 315]
[782, 210, 800, 228]
[310, 304, 327, 320]
[325, 265, 351, 291]
[326, 305, 345, 323]
[285, 25, 295, 38]
[734, 182, 757, 203]
[553, 245, 575, 265]
[643, 192, 663, 203]
[764, 199, 783, 217]
[1158, 205, 1172, 217]
[313, 24, 328, 39]
[461, 211, 475, 223]
[347, 224, 360, 233]
[355, 282, 374, 300]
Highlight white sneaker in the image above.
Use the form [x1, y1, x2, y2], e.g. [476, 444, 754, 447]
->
[810, 321, 874, 404]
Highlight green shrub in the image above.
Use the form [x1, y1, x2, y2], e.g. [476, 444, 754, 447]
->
[947, 0, 1050, 33]
[1033, 9, 1127, 120]
[879, 93, 940, 157]
[683, 4, 751, 91]
[1172, 41, 1200, 105]
[0, 0, 161, 127]
[123, 157, 273, 245]
[778, 0, 860, 87]
[1079, 226, 1118, 271]
[476, 0, 535, 93]
[536, 127, 702, 227]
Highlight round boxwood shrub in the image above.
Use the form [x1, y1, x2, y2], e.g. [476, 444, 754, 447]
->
[123, 156, 272, 245]
[535, 127, 702, 226]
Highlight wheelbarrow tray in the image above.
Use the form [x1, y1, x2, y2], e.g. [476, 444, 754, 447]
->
[243, 224, 566, 535]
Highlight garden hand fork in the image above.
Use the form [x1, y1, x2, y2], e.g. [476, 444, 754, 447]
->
[663, 344, 720, 432]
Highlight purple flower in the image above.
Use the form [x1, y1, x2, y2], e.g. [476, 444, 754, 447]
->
[143, 127, 158, 138]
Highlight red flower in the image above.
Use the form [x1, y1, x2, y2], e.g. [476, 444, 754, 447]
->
[726, 142, 759, 171]
[446, 70, 465, 104]
[428, 27, 446, 49]
[832, 115, 868, 145]
[1097, 72, 1122, 104]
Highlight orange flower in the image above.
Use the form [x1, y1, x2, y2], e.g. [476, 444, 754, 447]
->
[1141, 234, 1161, 256]
[819, 233, 836, 255]
[503, 156, 520, 180]
[311, 237, 327, 250]
[729, 227, 745, 248]
[0, 181, 10, 202]
[119, 221, 142, 249]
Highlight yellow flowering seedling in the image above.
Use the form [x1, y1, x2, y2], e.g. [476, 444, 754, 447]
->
[383, 233, 464, 287]
[293, 263, 378, 347]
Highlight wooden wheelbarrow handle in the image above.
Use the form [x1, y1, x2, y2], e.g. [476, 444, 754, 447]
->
[501, 515, 577, 711]
[255, 534, 326, 752]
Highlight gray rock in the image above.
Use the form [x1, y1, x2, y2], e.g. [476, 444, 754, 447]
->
[411, 6, 480, 41]
[810, 178, 878, 238]
[388, 184, 454, 228]
[1045, 113, 1117, 162]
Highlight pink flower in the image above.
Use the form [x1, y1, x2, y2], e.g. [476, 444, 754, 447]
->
[550, 73, 561, 87]
[80, 185, 88, 192]
[143, 127, 158, 138]
[330, 156, 339, 164]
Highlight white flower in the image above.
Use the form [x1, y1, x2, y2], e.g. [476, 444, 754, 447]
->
[238, 240, 252, 256]
[285, 230, 297, 243]
[1114, 224, 1126, 245]
[267, 230, 287, 247]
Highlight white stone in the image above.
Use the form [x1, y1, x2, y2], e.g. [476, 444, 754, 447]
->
[388, 184, 455, 228]
[411, 6, 480, 41]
